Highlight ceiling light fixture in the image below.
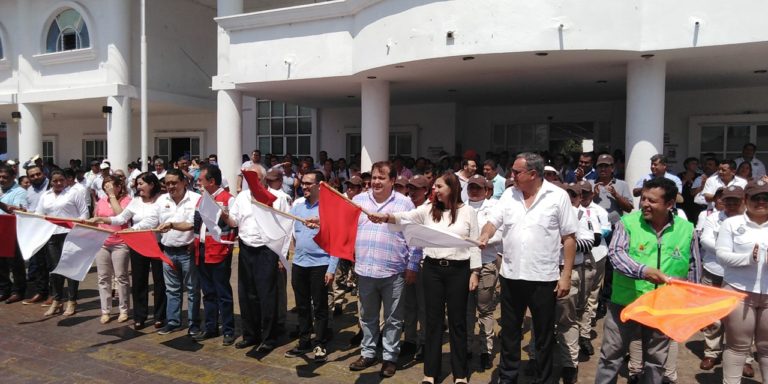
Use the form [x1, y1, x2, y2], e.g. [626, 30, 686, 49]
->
[102, 106, 113, 118]
[535, 52, 548, 57]
[754, 69, 767, 74]
[11, 111, 21, 123]
[641, 54, 655, 59]
[462, 56, 475, 61]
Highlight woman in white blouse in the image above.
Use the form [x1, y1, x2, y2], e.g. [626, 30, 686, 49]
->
[91, 172, 162, 330]
[370, 171, 480, 384]
[716, 180, 768, 384]
[37, 169, 89, 316]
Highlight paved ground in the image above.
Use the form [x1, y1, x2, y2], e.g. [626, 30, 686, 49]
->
[0, 250, 762, 383]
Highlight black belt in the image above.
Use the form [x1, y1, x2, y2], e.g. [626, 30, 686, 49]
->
[164, 245, 191, 252]
[424, 257, 469, 267]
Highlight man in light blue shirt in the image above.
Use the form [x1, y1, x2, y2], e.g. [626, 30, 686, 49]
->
[633, 154, 684, 198]
[0, 164, 28, 303]
[285, 170, 339, 363]
[482, 159, 507, 199]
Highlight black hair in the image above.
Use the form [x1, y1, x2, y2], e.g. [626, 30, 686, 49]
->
[200, 164, 222, 185]
[642, 177, 678, 203]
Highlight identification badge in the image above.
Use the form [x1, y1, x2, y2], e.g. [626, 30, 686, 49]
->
[638, 244, 645, 252]
[737, 226, 746, 235]
[671, 247, 683, 260]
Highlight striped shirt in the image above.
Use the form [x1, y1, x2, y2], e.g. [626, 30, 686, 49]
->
[608, 219, 701, 283]
[353, 190, 421, 278]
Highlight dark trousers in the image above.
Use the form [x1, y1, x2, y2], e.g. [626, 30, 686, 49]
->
[498, 277, 557, 384]
[46, 234, 79, 302]
[291, 264, 329, 348]
[422, 260, 471, 379]
[29, 247, 49, 297]
[0, 245, 26, 296]
[198, 244, 235, 336]
[238, 242, 279, 346]
[130, 248, 167, 323]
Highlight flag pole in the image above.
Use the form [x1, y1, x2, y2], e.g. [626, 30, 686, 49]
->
[72, 223, 115, 234]
[319, 181, 373, 216]
[250, 197, 307, 225]
[116, 229, 163, 234]
[14, 211, 87, 225]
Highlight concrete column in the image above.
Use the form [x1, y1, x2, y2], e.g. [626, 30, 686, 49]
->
[361, 80, 390, 173]
[107, 0, 131, 84]
[625, 58, 666, 198]
[6, 121, 19, 161]
[217, 90, 242, 191]
[17, 103, 42, 164]
[107, 96, 132, 171]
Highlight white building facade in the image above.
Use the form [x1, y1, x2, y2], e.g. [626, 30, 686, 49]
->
[214, 0, 768, 191]
[0, 0, 218, 172]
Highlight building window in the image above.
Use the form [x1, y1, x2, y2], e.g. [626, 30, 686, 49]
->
[256, 101, 312, 157]
[46, 9, 90, 53]
[700, 123, 768, 159]
[491, 121, 611, 155]
[155, 136, 201, 166]
[83, 139, 107, 165]
[42, 138, 55, 165]
[345, 132, 415, 160]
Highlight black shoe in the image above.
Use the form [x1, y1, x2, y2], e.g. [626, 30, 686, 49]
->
[627, 374, 639, 384]
[348, 330, 363, 348]
[284, 345, 312, 358]
[561, 366, 578, 384]
[187, 327, 202, 337]
[413, 344, 424, 362]
[255, 343, 274, 353]
[157, 324, 181, 335]
[222, 334, 236, 346]
[349, 356, 377, 371]
[579, 336, 594, 356]
[480, 353, 492, 370]
[133, 321, 146, 331]
[235, 338, 259, 349]
[192, 330, 219, 341]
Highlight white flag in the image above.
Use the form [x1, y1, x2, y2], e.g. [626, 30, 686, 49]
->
[249, 200, 294, 272]
[390, 222, 479, 249]
[199, 191, 234, 244]
[15, 212, 61, 260]
[52, 225, 111, 281]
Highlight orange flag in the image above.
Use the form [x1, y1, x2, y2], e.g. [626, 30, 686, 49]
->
[242, 170, 277, 206]
[314, 183, 361, 262]
[621, 279, 746, 342]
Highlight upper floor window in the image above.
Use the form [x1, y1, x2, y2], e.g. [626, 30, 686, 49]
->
[46, 9, 90, 53]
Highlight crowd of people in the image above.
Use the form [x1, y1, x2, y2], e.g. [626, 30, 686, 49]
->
[0, 142, 767, 384]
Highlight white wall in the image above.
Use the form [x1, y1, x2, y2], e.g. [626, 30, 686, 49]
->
[40, 113, 216, 167]
[318, 102, 456, 162]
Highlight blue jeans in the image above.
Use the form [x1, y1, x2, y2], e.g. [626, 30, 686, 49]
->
[198, 244, 234, 336]
[358, 273, 405, 362]
[163, 246, 200, 331]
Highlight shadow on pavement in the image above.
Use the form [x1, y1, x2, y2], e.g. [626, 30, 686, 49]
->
[57, 315, 98, 327]
[88, 325, 147, 349]
[161, 334, 204, 352]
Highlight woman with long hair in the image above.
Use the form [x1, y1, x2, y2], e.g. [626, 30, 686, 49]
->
[90, 172, 164, 330]
[92, 175, 132, 324]
[737, 161, 753, 182]
[37, 169, 89, 316]
[716, 179, 768, 383]
[369, 171, 480, 384]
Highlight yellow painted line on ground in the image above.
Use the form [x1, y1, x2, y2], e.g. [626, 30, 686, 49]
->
[87, 345, 249, 384]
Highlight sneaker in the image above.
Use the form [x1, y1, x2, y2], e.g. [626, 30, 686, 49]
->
[157, 324, 181, 335]
[100, 314, 111, 324]
[222, 334, 236, 346]
[284, 345, 312, 358]
[313, 346, 328, 363]
[117, 312, 129, 323]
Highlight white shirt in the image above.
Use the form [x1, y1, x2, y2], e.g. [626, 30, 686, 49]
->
[468, 199, 503, 264]
[35, 186, 89, 235]
[455, 171, 469, 203]
[695, 175, 748, 207]
[487, 180, 579, 281]
[153, 170, 167, 180]
[238, 161, 253, 191]
[91, 174, 107, 200]
[230, 191, 290, 248]
[270, 187, 293, 207]
[394, 203, 482, 269]
[110, 198, 160, 230]
[71, 182, 90, 206]
[584, 202, 611, 262]
[736, 157, 767, 179]
[716, 213, 768, 294]
[701, 210, 728, 277]
[157, 191, 201, 247]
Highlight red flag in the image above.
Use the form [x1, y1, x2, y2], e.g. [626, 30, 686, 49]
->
[0, 215, 16, 258]
[242, 170, 277, 206]
[45, 217, 78, 229]
[621, 279, 747, 342]
[314, 183, 361, 261]
[117, 231, 174, 268]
